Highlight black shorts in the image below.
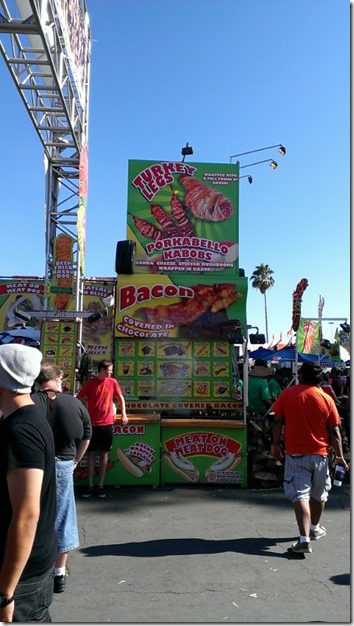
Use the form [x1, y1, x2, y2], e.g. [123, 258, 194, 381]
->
[88, 425, 113, 452]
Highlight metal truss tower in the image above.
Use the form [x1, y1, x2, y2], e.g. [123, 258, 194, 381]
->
[0, 0, 90, 312]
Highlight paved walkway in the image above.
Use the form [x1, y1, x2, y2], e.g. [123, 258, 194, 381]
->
[51, 484, 351, 623]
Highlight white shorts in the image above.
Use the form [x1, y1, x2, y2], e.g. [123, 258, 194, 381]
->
[283, 454, 331, 503]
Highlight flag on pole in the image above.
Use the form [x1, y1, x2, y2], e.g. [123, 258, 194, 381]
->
[286, 327, 295, 346]
[296, 318, 321, 354]
[318, 295, 325, 341]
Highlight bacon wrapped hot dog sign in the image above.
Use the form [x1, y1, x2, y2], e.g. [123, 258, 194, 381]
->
[127, 160, 240, 275]
[162, 431, 245, 485]
[116, 442, 155, 478]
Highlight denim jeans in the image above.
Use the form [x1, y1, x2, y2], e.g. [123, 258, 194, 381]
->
[13, 566, 54, 622]
[55, 458, 80, 553]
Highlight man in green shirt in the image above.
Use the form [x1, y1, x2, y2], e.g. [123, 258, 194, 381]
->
[247, 360, 273, 415]
[268, 367, 289, 401]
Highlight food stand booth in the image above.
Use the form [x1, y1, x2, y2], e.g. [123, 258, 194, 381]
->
[111, 158, 249, 487]
[74, 413, 161, 488]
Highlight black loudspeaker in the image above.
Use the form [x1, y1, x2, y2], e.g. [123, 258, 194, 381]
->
[115, 240, 136, 274]
[239, 268, 245, 277]
[249, 333, 266, 344]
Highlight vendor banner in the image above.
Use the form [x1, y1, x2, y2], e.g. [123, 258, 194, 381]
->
[0, 277, 114, 367]
[115, 273, 247, 340]
[160, 424, 247, 486]
[50, 234, 75, 310]
[0, 279, 44, 344]
[127, 160, 239, 275]
[78, 142, 88, 273]
[114, 273, 247, 408]
[81, 279, 115, 363]
[296, 318, 321, 354]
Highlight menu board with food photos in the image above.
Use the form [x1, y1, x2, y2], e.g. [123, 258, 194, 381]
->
[40, 320, 78, 393]
[115, 338, 242, 412]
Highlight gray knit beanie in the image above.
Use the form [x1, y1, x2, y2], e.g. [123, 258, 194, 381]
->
[0, 344, 43, 394]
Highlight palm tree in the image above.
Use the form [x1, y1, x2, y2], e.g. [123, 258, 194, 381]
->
[250, 264, 275, 343]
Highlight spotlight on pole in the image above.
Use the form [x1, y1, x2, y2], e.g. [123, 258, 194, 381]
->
[181, 142, 193, 162]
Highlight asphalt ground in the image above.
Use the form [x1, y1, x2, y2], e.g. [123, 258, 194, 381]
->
[50, 484, 351, 624]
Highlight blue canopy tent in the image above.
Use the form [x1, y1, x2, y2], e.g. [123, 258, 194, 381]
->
[249, 345, 345, 368]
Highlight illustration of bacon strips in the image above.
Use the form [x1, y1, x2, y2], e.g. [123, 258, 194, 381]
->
[136, 283, 240, 326]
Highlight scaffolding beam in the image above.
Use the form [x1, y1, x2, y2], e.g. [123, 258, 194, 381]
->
[0, 0, 90, 319]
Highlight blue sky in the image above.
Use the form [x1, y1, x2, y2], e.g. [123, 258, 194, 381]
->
[0, 0, 350, 344]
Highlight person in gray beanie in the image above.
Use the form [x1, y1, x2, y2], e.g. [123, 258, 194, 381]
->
[0, 344, 57, 623]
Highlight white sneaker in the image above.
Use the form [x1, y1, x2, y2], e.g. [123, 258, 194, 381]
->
[310, 526, 327, 540]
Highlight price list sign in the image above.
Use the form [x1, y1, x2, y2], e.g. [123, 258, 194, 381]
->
[40, 320, 78, 393]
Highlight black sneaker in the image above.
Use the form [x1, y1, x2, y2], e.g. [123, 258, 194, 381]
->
[54, 575, 66, 593]
[81, 487, 94, 498]
[96, 487, 107, 498]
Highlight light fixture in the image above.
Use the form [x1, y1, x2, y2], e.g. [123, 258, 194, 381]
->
[249, 333, 266, 344]
[237, 174, 253, 184]
[321, 339, 332, 350]
[87, 309, 108, 324]
[239, 158, 279, 170]
[229, 143, 287, 163]
[181, 142, 193, 162]
[102, 295, 115, 308]
[340, 322, 350, 334]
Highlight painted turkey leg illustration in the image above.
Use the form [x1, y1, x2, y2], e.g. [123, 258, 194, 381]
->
[130, 214, 162, 241]
[150, 204, 181, 237]
[169, 187, 194, 236]
[135, 284, 241, 326]
[179, 174, 234, 222]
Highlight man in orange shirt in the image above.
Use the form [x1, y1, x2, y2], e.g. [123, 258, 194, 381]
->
[77, 360, 128, 498]
[271, 362, 348, 555]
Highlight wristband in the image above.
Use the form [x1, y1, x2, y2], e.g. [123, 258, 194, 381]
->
[0, 592, 14, 608]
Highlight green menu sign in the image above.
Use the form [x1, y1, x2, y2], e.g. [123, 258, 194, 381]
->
[160, 421, 247, 486]
[74, 418, 161, 487]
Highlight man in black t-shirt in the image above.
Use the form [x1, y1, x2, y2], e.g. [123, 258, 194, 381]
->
[0, 344, 56, 623]
[32, 362, 92, 594]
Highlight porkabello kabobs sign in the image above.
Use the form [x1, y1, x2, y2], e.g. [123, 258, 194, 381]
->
[127, 160, 240, 275]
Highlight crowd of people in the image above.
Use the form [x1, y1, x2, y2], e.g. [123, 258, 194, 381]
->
[0, 343, 350, 621]
[247, 358, 350, 443]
